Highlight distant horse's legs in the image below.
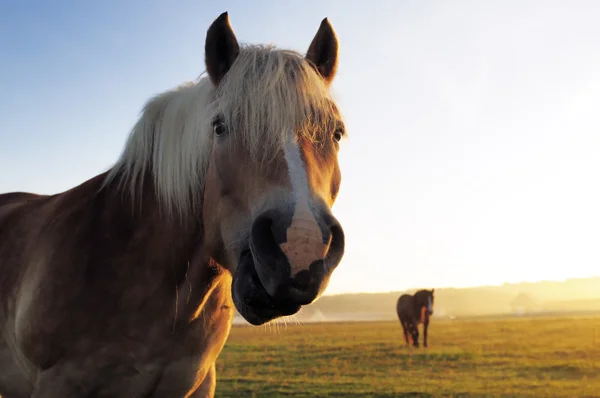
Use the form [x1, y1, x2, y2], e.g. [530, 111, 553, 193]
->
[399, 317, 410, 345]
[410, 321, 419, 348]
[403, 322, 410, 345]
[423, 318, 429, 348]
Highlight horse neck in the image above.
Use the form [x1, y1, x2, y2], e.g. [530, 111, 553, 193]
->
[99, 171, 232, 319]
[103, 171, 197, 235]
[87, 171, 209, 291]
[413, 291, 427, 310]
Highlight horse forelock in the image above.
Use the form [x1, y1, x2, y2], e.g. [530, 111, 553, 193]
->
[104, 44, 341, 220]
[214, 45, 340, 155]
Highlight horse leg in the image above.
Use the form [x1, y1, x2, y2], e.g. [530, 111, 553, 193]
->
[403, 323, 410, 345]
[187, 363, 216, 398]
[423, 318, 429, 348]
[400, 318, 410, 345]
[411, 322, 420, 348]
[30, 368, 95, 398]
[30, 360, 162, 398]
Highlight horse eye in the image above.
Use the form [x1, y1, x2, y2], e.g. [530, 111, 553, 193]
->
[333, 128, 343, 143]
[212, 118, 226, 137]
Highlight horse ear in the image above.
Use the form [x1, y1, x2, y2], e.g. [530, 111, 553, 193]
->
[306, 18, 339, 86]
[431, 289, 435, 294]
[205, 12, 240, 86]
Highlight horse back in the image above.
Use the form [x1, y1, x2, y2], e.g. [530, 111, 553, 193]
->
[0, 191, 45, 225]
[0, 173, 112, 289]
[396, 294, 414, 318]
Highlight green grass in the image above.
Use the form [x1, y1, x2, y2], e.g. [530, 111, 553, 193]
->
[215, 315, 600, 397]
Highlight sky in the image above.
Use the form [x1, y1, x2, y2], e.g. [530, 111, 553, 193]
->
[1, 1, 599, 295]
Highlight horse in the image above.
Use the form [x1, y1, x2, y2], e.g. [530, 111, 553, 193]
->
[396, 289, 435, 348]
[0, 12, 346, 397]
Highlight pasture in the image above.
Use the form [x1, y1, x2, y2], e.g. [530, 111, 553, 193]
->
[216, 315, 600, 397]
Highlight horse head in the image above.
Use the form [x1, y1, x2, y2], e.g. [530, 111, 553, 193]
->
[202, 13, 345, 325]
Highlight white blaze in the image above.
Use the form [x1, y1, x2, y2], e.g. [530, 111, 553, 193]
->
[427, 296, 433, 313]
[281, 137, 327, 276]
[283, 138, 311, 207]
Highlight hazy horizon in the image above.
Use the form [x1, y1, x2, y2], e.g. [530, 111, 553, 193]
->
[321, 274, 600, 297]
[1, 1, 599, 295]
[233, 276, 600, 325]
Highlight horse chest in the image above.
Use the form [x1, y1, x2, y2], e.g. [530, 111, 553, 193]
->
[5, 271, 234, 397]
[139, 291, 235, 396]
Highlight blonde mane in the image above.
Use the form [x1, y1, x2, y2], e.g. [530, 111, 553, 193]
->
[104, 44, 339, 219]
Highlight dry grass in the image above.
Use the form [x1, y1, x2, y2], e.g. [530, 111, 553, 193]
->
[215, 315, 600, 397]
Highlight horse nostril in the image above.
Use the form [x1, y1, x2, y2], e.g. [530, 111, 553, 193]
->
[250, 209, 345, 306]
[250, 210, 283, 274]
[292, 270, 311, 291]
[325, 221, 345, 269]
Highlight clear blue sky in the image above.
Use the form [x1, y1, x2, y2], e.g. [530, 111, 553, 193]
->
[1, 1, 599, 294]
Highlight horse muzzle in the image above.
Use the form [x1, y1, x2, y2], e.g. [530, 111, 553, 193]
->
[232, 206, 344, 325]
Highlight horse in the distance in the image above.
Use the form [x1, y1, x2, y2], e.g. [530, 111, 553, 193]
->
[396, 289, 435, 348]
[0, 12, 346, 397]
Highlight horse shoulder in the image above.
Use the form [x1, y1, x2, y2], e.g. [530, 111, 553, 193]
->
[9, 193, 99, 368]
[7, 175, 126, 367]
[0, 190, 52, 324]
[150, 274, 234, 396]
[0, 192, 56, 395]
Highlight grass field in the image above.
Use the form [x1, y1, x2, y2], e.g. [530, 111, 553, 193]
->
[215, 315, 600, 397]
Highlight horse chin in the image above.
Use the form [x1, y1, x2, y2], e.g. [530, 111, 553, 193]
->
[231, 248, 301, 325]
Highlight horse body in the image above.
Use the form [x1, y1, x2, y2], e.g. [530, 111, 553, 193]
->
[0, 173, 233, 396]
[0, 11, 346, 397]
[396, 289, 434, 348]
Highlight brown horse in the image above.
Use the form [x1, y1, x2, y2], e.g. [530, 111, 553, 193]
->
[396, 289, 435, 348]
[0, 12, 346, 398]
